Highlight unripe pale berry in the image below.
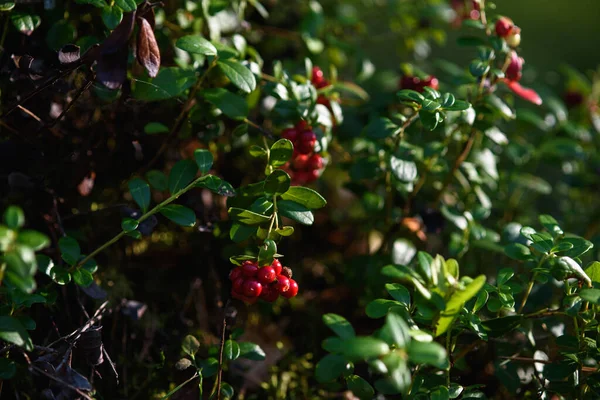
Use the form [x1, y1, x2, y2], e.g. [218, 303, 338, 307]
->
[243, 279, 262, 297]
[257, 267, 277, 284]
[495, 17, 514, 37]
[274, 276, 290, 294]
[282, 279, 299, 299]
[506, 32, 521, 47]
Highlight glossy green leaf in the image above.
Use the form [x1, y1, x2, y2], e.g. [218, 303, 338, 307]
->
[17, 230, 50, 251]
[194, 149, 214, 174]
[257, 239, 277, 266]
[238, 342, 266, 360]
[407, 340, 448, 368]
[133, 67, 196, 101]
[146, 170, 168, 191]
[315, 354, 347, 383]
[504, 243, 531, 261]
[4, 206, 24, 229]
[159, 205, 196, 227]
[277, 200, 314, 225]
[346, 375, 374, 400]
[121, 218, 139, 232]
[59, 236, 81, 265]
[224, 340, 240, 361]
[228, 207, 270, 225]
[385, 312, 411, 348]
[323, 313, 355, 339]
[263, 170, 291, 197]
[385, 283, 411, 305]
[366, 299, 402, 318]
[129, 178, 151, 212]
[114, 0, 136, 11]
[169, 160, 198, 194]
[341, 337, 390, 361]
[101, 5, 122, 29]
[269, 139, 294, 167]
[435, 275, 486, 337]
[218, 59, 257, 93]
[176, 35, 217, 56]
[182, 335, 200, 357]
[397, 89, 424, 104]
[144, 122, 169, 135]
[365, 117, 398, 139]
[0, 316, 33, 351]
[201, 88, 249, 119]
[280, 186, 326, 209]
[73, 268, 94, 287]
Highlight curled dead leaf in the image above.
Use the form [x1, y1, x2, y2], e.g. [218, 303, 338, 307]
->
[136, 17, 160, 78]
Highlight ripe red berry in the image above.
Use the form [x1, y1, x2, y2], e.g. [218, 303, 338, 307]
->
[274, 276, 290, 294]
[260, 285, 279, 302]
[293, 154, 310, 170]
[296, 131, 317, 155]
[257, 267, 276, 284]
[306, 169, 320, 183]
[243, 279, 262, 297]
[312, 66, 324, 82]
[293, 171, 311, 185]
[316, 95, 329, 106]
[400, 75, 420, 91]
[495, 17, 514, 38]
[506, 52, 523, 82]
[232, 277, 245, 294]
[307, 154, 323, 171]
[296, 120, 310, 131]
[422, 76, 439, 91]
[282, 279, 299, 299]
[271, 259, 282, 275]
[229, 267, 242, 281]
[281, 127, 298, 142]
[241, 261, 259, 277]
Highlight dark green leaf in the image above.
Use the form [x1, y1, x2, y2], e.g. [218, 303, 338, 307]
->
[559, 237, 593, 258]
[121, 218, 139, 232]
[469, 60, 490, 77]
[238, 342, 266, 360]
[482, 315, 522, 338]
[114, 0, 136, 11]
[224, 340, 240, 361]
[366, 299, 402, 318]
[4, 206, 24, 229]
[0, 316, 33, 351]
[229, 223, 257, 243]
[407, 340, 448, 368]
[431, 386, 450, 400]
[322, 337, 344, 353]
[419, 109, 443, 130]
[175, 35, 217, 56]
[144, 122, 169, 135]
[228, 207, 270, 225]
[17, 230, 50, 251]
[315, 354, 347, 383]
[0, 358, 16, 379]
[263, 170, 291, 197]
[421, 99, 441, 111]
[280, 186, 326, 209]
[73, 268, 94, 287]
[385, 283, 410, 305]
[169, 160, 198, 194]
[101, 5, 122, 30]
[218, 59, 256, 93]
[269, 139, 294, 167]
[201, 88, 249, 119]
[159, 205, 196, 227]
[129, 178, 151, 212]
[365, 117, 398, 139]
[323, 313, 355, 339]
[346, 375, 374, 400]
[194, 149, 214, 174]
[133, 67, 196, 101]
[504, 243, 531, 261]
[580, 288, 600, 305]
[257, 239, 277, 266]
[46, 21, 76, 51]
[341, 337, 390, 361]
[385, 312, 411, 348]
[397, 89, 424, 104]
[146, 170, 168, 191]
[278, 200, 314, 225]
[59, 236, 81, 265]
[444, 99, 471, 111]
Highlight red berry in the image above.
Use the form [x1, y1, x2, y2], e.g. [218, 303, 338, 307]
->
[241, 261, 259, 277]
[293, 154, 310, 170]
[232, 277, 245, 294]
[243, 279, 262, 297]
[282, 279, 299, 299]
[421, 76, 439, 91]
[231, 290, 258, 304]
[229, 267, 242, 281]
[271, 259, 282, 275]
[293, 171, 311, 185]
[257, 267, 276, 284]
[307, 154, 323, 170]
[281, 127, 298, 142]
[296, 120, 310, 131]
[260, 285, 279, 302]
[495, 17, 514, 38]
[400, 75, 421, 91]
[305, 169, 320, 183]
[317, 95, 329, 106]
[274, 276, 290, 294]
[312, 66, 324, 82]
[506, 52, 523, 82]
[564, 91, 584, 108]
[296, 131, 317, 155]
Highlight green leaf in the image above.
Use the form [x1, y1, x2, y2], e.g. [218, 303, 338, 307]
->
[0, 359, 16, 380]
[431, 386, 450, 400]
[504, 243, 531, 261]
[315, 354, 347, 383]
[278, 200, 314, 225]
[17, 230, 50, 251]
[146, 170, 168, 191]
[539, 214, 563, 237]
[121, 218, 139, 232]
[263, 170, 291, 197]
[129, 178, 151, 212]
[75, 0, 106, 8]
[341, 337, 390, 361]
[397, 89, 424, 104]
[481, 315, 522, 338]
[560, 237, 593, 258]
[169, 160, 198, 194]
[469, 60, 490, 77]
[46, 20, 76, 51]
[144, 122, 169, 135]
[421, 99, 441, 111]
[322, 337, 344, 353]
[497, 268, 514, 285]
[228, 207, 270, 225]
[4, 206, 24, 229]
[365, 117, 398, 139]
[224, 340, 240, 361]
[270, 139, 294, 167]
[133, 67, 196, 101]
[182, 335, 200, 357]
[218, 59, 256, 93]
[258, 239, 277, 266]
[159, 205, 196, 227]
[579, 288, 600, 305]
[229, 223, 257, 243]
[584, 262, 600, 284]
[346, 375, 374, 400]
[0, 316, 33, 351]
[194, 149, 214, 174]
[419, 109, 443, 130]
[73, 268, 94, 287]
[280, 186, 326, 209]
[114, 0, 136, 11]
[374, 357, 410, 395]
[386, 283, 410, 305]
[389, 156, 417, 182]
[435, 275, 486, 337]
[201, 88, 249, 119]
[220, 382, 234, 399]
[0, 2, 16, 11]
[10, 12, 41, 35]
[323, 313, 355, 339]
[175, 35, 217, 56]
[486, 94, 515, 119]
[407, 340, 447, 368]
[50, 266, 71, 285]
[385, 312, 411, 348]
[444, 99, 471, 111]
[59, 236, 81, 265]
[366, 299, 402, 318]
[101, 5, 123, 30]
[238, 342, 266, 360]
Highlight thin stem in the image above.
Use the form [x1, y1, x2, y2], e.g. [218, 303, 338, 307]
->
[215, 315, 227, 400]
[445, 328, 452, 387]
[434, 128, 477, 205]
[72, 175, 209, 272]
[160, 372, 199, 400]
[517, 256, 547, 314]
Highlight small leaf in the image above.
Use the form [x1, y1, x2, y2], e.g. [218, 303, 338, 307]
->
[159, 205, 196, 227]
[224, 340, 241, 361]
[129, 178, 151, 212]
[584, 262, 600, 284]
[228, 208, 270, 225]
[365, 117, 398, 139]
[257, 239, 277, 266]
[346, 375, 374, 400]
[17, 230, 50, 251]
[431, 386, 450, 400]
[280, 186, 326, 209]
[386, 283, 410, 305]
[315, 354, 347, 383]
[0, 316, 33, 351]
[59, 236, 81, 265]
[218, 59, 256, 93]
[115, 0, 136, 11]
[504, 243, 531, 261]
[4, 206, 24, 229]
[407, 340, 448, 368]
[278, 200, 314, 225]
[144, 122, 169, 134]
[385, 312, 411, 348]
[444, 99, 471, 111]
[579, 288, 600, 304]
[238, 342, 266, 360]
[469, 60, 490, 77]
[169, 160, 198, 194]
[264, 170, 291, 197]
[389, 156, 417, 182]
[11, 12, 41, 35]
[323, 313, 355, 339]
[366, 299, 402, 318]
[435, 275, 486, 337]
[121, 218, 139, 232]
[73, 268, 94, 287]
[270, 139, 294, 167]
[397, 89, 424, 104]
[176, 35, 217, 56]
[182, 335, 200, 357]
[201, 88, 249, 120]
[146, 170, 168, 191]
[194, 149, 214, 174]
[341, 337, 390, 361]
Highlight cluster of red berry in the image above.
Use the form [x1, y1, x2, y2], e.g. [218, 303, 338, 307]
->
[230, 259, 298, 304]
[399, 75, 439, 93]
[495, 16, 521, 48]
[281, 121, 324, 185]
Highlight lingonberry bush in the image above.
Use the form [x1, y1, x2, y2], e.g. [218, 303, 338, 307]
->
[1, 0, 600, 398]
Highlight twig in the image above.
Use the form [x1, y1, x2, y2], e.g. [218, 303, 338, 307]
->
[215, 312, 228, 400]
[30, 365, 94, 400]
[499, 356, 597, 372]
[160, 372, 199, 400]
[46, 74, 95, 128]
